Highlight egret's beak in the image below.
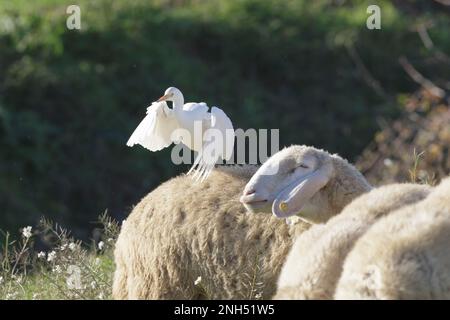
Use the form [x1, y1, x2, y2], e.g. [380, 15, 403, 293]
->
[157, 94, 171, 102]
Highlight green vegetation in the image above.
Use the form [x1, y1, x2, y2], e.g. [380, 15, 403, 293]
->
[0, 0, 449, 237]
[0, 214, 117, 299]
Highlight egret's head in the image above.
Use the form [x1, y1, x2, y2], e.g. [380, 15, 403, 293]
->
[157, 87, 183, 102]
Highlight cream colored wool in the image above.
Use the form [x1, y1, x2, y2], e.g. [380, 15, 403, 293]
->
[335, 177, 450, 300]
[113, 145, 370, 299]
[274, 183, 432, 300]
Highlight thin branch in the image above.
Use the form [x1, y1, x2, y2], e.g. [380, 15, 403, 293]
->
[433, 0, 450, 6]
[417, 24, 434, 50]
[346, 44, 388, 99]
[416, 23, 450, 64]
[399, 56, 446, 99]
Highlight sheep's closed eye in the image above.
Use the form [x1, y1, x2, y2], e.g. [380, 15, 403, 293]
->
[288, 164, 309, 174]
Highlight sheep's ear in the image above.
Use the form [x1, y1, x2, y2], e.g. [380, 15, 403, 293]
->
[272, 165, 332, 218]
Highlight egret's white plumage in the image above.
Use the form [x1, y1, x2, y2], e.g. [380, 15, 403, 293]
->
[126, 101, 178, 151]
[127, 87, 235, 181]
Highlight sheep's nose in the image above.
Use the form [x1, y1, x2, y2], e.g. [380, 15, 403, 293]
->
[243, 188, 256, 196]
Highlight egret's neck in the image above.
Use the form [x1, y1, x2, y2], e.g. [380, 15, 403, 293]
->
[172, 93, 184, 112]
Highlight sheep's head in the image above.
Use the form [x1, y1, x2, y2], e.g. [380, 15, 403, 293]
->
[240, 145, 370, 223]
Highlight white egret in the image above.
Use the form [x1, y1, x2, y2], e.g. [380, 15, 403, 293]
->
[127, 87, 235, 181]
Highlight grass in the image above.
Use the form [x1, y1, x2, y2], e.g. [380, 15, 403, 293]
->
[409, 148, 425, 184]
[0, 148, 439, 300]
[409, 148, 437, 186]
[0, 213, 119, 300]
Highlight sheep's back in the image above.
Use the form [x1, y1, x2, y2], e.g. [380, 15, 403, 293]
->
[117, 165, 309, 299]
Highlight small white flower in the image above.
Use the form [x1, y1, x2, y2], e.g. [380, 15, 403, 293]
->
[90, 281, 97, 289]
[60, 244, 68, 251]
[32, 293, 39, 300]
[255, 293, 262, 299]
[98, 292, 105, 299]
[22, 226, 32, 239]
[95, 257, 101, 265]
[383, 158, 393, 167]
[52, 265, 62, 273]
[98, 241, 104, 250]
[0, 276, 4, 284]
[6, 292, 16, 299]
[47, 250, 56, 262]
[194, 276, 202, 286]
[37, 251, 46, 259]
[107, 238, 113, 243]
[69, 242, 77, 251]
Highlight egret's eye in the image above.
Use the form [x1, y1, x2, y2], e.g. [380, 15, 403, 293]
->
[288, 167, 297, 174]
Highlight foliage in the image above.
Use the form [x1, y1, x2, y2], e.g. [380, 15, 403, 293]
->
[356, 91, 450, 186]
[0, 0, 449, 236]
[0, 214, 118, 300]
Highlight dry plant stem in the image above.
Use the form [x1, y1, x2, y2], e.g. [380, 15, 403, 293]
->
[399, 56, 446, 99]
[346, 44, 388, 99]
[80, 260, 111, 288]
[1, 232, 11, 273]
[409, 148, 425, 183]
[433, 0, 450, 6]
[11, 237, 30, 276]
[417, 24, 434, 50]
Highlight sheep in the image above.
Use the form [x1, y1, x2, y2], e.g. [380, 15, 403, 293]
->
[335, 177, 450, 300]
[112, 145, 371, 299]
[274, 182, 432, 300]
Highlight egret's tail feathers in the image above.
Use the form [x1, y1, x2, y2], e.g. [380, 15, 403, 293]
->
[188, 151, 216, 183]
[187, 151, 203, 176]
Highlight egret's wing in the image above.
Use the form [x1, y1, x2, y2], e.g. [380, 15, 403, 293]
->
[187, 106, 235, 182]
[126, 101, 179, 152]
[183, 102, 208, 113]
[210, 106, 235, 161]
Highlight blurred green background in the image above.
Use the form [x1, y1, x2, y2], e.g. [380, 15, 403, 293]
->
[0, 0, 449, 239]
